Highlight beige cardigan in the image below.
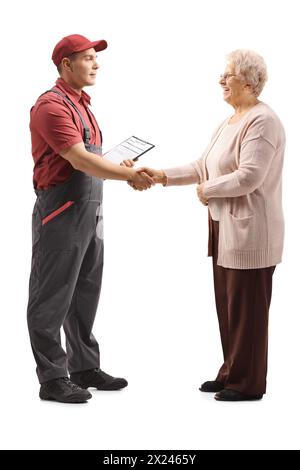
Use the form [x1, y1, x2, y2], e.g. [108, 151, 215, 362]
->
[163, 102, 285, 269]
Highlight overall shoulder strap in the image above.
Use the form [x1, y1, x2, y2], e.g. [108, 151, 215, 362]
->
[42, 89, 91, 143]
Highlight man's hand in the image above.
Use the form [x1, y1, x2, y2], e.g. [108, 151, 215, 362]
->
[197, 182, 208, 206]
[120, 159, 135, 167]
[128, 167, 167, 190]
[129, 170, 154, 191]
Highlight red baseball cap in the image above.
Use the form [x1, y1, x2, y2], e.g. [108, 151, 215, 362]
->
[52, 34, 108, 66]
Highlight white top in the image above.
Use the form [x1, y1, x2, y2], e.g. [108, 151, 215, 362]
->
[205, 122, 239, 220]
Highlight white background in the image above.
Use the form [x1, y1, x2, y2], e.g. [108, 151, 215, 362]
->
[1, 0, 299, 451]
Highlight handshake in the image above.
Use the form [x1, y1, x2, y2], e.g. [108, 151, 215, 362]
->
[121, 158, 166, 191]
[128, 167, 166, 191]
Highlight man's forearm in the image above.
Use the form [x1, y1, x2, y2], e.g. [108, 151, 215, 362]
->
[72, 149, 134, 181]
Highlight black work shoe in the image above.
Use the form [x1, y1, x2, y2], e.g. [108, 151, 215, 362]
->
[200, 380, 224, 392]
[39, 377, 92, 403]
[70, 368, 128, 391]
[214, 389, 263, 401]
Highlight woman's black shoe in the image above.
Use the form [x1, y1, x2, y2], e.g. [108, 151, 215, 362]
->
[199, 380, 224, 392]
[214, 389, 263, 401]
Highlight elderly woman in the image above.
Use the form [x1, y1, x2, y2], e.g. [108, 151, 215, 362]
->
[134, 50, 285, 401]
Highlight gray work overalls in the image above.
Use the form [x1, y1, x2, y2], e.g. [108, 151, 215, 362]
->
[27, 89, 104, 384]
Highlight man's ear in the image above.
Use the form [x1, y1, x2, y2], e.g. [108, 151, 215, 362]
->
[61, 58, 73, 72]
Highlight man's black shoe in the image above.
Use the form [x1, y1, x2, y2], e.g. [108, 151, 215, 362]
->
[70, 368, 128, 391]
[214, 389, 263, 401]
[199, 380, 224, 392]
[39, 377, 92, 403]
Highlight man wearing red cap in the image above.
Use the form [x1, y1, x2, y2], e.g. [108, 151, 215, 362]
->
[27, 34, 153, 403]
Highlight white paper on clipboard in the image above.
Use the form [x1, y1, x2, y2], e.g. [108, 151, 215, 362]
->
[103, 136, 155, 164]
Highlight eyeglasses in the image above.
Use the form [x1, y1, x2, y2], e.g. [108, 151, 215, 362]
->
[219, 73, 237, 81]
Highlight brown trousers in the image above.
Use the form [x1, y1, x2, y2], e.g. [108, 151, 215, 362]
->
[209, 219, 276, 395]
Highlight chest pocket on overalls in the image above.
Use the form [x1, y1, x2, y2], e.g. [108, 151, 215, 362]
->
[41, 201, 77, 252]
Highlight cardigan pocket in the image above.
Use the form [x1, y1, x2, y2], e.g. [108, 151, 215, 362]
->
[227, 212, 256, 251]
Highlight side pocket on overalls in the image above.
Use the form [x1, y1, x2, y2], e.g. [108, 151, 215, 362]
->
[41, 201, 77, 252]
[42, 201, 75, 225]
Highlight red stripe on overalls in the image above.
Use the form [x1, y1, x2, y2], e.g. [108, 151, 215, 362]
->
[42, 201, 74, 225]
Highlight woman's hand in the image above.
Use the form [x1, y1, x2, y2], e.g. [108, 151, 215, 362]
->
[197, 183, 208, 206]
[136, 167, 167, 185]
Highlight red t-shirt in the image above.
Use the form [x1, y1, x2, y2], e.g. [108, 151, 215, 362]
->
[30, 78, 102, 189]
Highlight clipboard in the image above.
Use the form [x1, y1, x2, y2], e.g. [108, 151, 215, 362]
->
[103, 136, 155, 164]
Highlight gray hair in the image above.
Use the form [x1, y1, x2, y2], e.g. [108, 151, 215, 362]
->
[226, 49, 268, 97]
